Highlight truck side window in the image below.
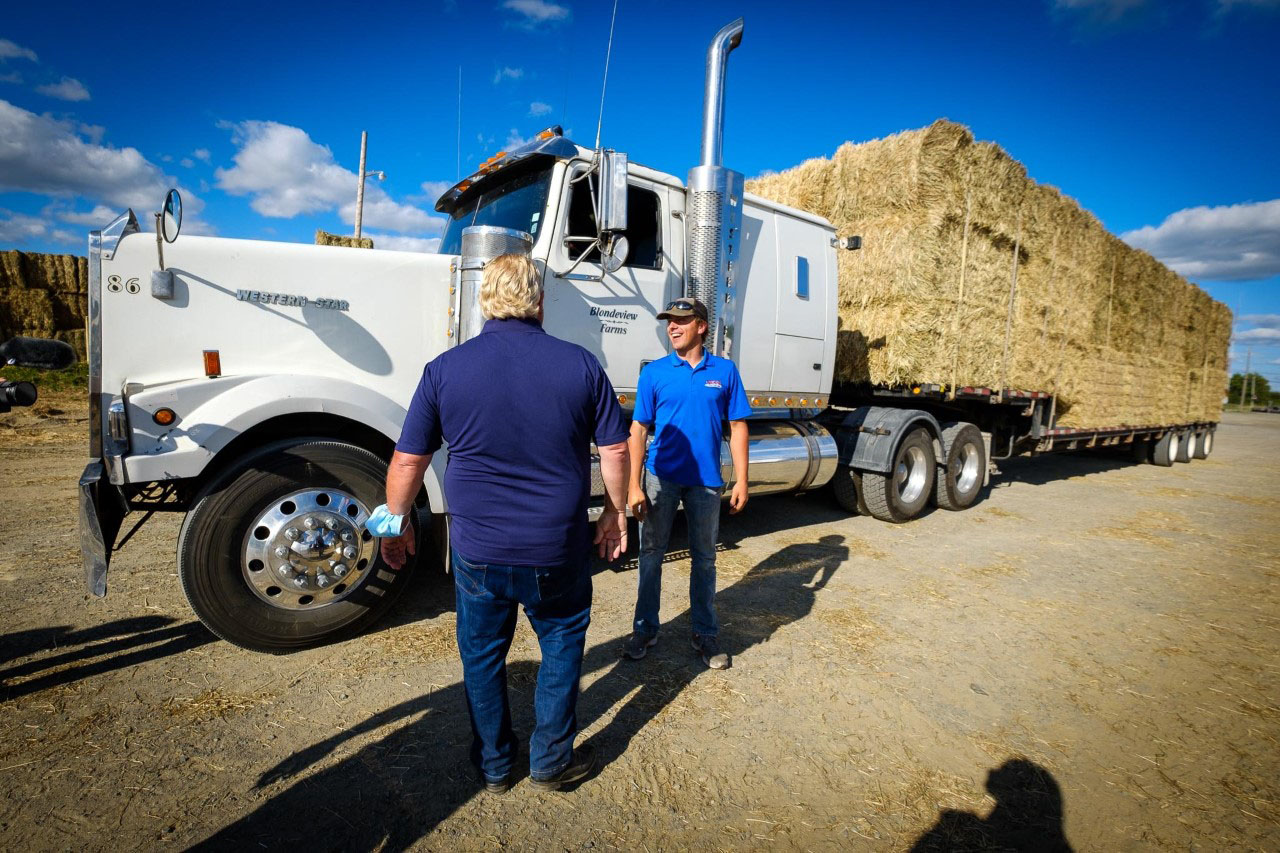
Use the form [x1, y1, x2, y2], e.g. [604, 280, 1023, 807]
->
[566, 178, 662, 270]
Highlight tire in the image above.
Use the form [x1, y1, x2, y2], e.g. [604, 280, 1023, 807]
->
[831, 464, 868, 515]
[1193, 429, 1214, 459]
[178, 439, 417, 652]
[862, 427, 936, 523]
[1150, 431, 1179, 467]
[1174, 431, 1194, 463]
[934, 422, 985, 511]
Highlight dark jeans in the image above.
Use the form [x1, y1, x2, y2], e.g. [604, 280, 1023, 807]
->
[452, 547, 592, 783]
[634, 475, 724, 639]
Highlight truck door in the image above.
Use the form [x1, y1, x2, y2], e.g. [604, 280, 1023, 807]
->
[771, 214, 830, 393]
[541, 169, 679, 393]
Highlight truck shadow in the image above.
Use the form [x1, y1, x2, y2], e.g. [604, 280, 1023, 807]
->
[0, 616, 214, 701]
[191, 535, 849, 850]
[910, 758, 1073, 852]
[990, 451, 1141, 490]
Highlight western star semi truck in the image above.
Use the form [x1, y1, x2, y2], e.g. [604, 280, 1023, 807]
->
[78, 19, 1219, 651]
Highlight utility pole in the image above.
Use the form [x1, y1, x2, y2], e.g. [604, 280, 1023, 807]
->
[1239, 348, 1252, 410]
[355, 131, 369, 240]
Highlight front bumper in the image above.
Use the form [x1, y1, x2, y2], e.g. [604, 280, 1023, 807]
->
[79, 461, 128, 597]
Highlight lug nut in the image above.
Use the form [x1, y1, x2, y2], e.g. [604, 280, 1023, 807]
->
[343, 546, 357, 560]
[275, 546, 288, 558]
[324, 517, 339, 530]
[333, 564, 348, 578]
[292, 575, 309, 588]
[315, 573, 331, 588]
[340, 530, 354, 542]
[277, 565, 292, 577]
[284, 527, 300, 541]
[304, 517, 318, 530]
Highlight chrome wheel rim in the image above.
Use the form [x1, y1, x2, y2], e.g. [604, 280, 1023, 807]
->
[953, 441, 981, 495]
[1169, 434, 1180, 460]
[895, 445, 929, 505]
[1204, 432, 1213, 455]
[241, 488, 375, 610]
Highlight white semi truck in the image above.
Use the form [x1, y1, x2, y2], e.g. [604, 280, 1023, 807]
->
[78, 19, 1216, 651]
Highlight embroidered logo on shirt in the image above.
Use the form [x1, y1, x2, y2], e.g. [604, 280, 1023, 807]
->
[704, 379, 722, 388]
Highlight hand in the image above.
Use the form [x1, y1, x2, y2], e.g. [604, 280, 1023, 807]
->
[380, 525, 416, 570]
[729, 479, 749, 515]
[628, 484, 648, 522]
[594, 510, 628, 561]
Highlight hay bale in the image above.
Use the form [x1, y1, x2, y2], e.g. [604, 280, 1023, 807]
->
[0, 250, 89, 360]
[747, 120, 1230, 427]
[315, 229, 373, 249]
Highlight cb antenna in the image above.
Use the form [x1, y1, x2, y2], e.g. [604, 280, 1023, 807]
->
[594, 0, 620, 151]
[456, 66, 462, 181]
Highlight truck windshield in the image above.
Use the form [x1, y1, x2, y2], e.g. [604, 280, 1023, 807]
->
[438, 162, 553, 255]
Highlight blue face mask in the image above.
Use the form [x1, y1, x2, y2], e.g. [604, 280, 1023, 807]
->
[364, 504, 407, 537]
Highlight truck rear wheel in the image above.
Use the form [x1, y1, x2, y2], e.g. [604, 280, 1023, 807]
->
[831, 465, 868, 515]
[1150, 431, 1179, 467]
[178, 439, 417, 652]
[934, 422, 985, 511]
[862, 427, 936, 523]
[1193, 429, 1214, 459]
[1175, 430, 1194, 463]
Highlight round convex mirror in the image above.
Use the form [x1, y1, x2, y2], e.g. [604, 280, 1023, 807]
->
[602, 234, 629, 273]
[161, 189, 182, 243]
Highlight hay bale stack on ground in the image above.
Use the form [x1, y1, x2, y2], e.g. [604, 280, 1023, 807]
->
[746, 120, 1230, 428]
[0, 250, 89, 360]
[314, 230, 373, 249]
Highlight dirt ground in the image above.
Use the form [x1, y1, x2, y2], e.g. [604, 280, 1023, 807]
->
[1, 396, 1277, 851]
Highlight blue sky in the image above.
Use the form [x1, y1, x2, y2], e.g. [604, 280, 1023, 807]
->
[2, 0, 1278, 380]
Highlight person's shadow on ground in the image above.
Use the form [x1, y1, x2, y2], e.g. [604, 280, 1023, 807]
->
[191, 534, 849, 850]
[910, 758, 1073, 852]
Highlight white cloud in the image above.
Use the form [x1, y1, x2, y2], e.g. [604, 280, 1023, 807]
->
[0, 72, 21, 84]
[0, 39, 38, 63]
[35, 76, 90, 102]
[193, 148, 211, 163]
[1235, 328, 1280, 343]
[502, 0, 571, 25]
[0, 210, 50, 242]
[368, 233, 442, 253]
[493, 66, 524, 84]
[529, 101, 552, 117]
[0, 99, 188, 211]
[419, 180, 453, 203]
[505, 128, 531, 149]
[180, 157, 194, 168]
[1121, 199, 1280, 282]
[215, 120, 441, 235]
[1240, 313, 1280, 327]
[78, 123, 105, 144]
[54, 204, 120, 226]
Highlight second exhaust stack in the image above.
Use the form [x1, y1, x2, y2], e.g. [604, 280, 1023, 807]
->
[686, 17, 745, 358]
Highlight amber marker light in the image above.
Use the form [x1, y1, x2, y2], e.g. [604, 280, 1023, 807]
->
[153, 408, 176, 426]
[203, 350, 221, 378]
[750, 396, 761, 406]
[767, 397, 777, 406]
[816, 398, 825, 407]
[617, 394, 628, 405]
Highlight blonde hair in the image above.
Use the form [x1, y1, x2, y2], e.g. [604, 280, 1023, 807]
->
[479, 253, 541, 319]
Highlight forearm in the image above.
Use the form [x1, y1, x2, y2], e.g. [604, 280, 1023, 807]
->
[729, 421, 749, 484]
[597, 441, 629, 512]
[385, 450, 432, 515]
[628, 421, 650, 488]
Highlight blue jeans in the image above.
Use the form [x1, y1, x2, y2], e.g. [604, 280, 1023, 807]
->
[633, 475, 723, 639]
[452, 548, 592, 783]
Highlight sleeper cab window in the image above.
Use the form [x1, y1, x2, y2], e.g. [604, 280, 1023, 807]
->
[796, 256, 810, 299]
[565, 174, 662, 270]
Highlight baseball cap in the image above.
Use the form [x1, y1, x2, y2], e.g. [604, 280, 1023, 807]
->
[656, 297, 709, 321]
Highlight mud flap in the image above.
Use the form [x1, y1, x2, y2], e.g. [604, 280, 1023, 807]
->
[79, 461, 128, 597]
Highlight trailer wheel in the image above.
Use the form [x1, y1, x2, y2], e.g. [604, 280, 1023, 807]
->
[178, 439, 417, 652]
[1193, 429, 1214, 459]
[1150, 431, 1179, 467]
[831, 465, 868, 515]
[934, 422, 985, 511]
[1174, 430, 1194, 463]
[862, 427, 936, 523]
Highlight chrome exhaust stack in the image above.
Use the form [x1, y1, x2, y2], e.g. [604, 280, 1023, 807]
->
[685, 17, 745, 358]
[454, 226, 534, 344]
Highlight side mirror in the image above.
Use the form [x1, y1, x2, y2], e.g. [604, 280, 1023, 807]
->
[596, 150, 628, 234]
[602, 235, 629, 274]
[161, 189, 182, 243]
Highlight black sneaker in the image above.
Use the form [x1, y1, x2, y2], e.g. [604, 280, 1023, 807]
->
[692, 634, 731, 670]
[483, 775, 511, 794]
[528, 745, 596, 791]
[622, 631, 658, 660]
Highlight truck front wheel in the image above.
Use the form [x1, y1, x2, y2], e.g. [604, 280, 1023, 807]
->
[178, 439, 417, 652]
[862, 427, 936, 523]
[831, 465, 868, 515]
[934, 422, 985, 511]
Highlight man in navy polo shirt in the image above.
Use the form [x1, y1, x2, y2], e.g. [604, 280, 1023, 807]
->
[624, 297, 751, 670]
[370, 253, 630, 793]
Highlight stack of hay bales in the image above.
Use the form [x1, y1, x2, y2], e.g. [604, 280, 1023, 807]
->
[315, 230, 373, 249]
[746, 120, 1230, 428]
[0, 250, 88, 360]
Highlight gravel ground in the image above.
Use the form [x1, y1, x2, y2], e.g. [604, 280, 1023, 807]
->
[1, 398, 1277, 851]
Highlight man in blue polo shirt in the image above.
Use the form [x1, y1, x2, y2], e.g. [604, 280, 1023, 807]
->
[624, 296, 751, 670]
[369, 253, 631, 794]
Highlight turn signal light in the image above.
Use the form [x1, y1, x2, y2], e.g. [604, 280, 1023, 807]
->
[203, 350, 221, 378]
[153, 408, 176, 426]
